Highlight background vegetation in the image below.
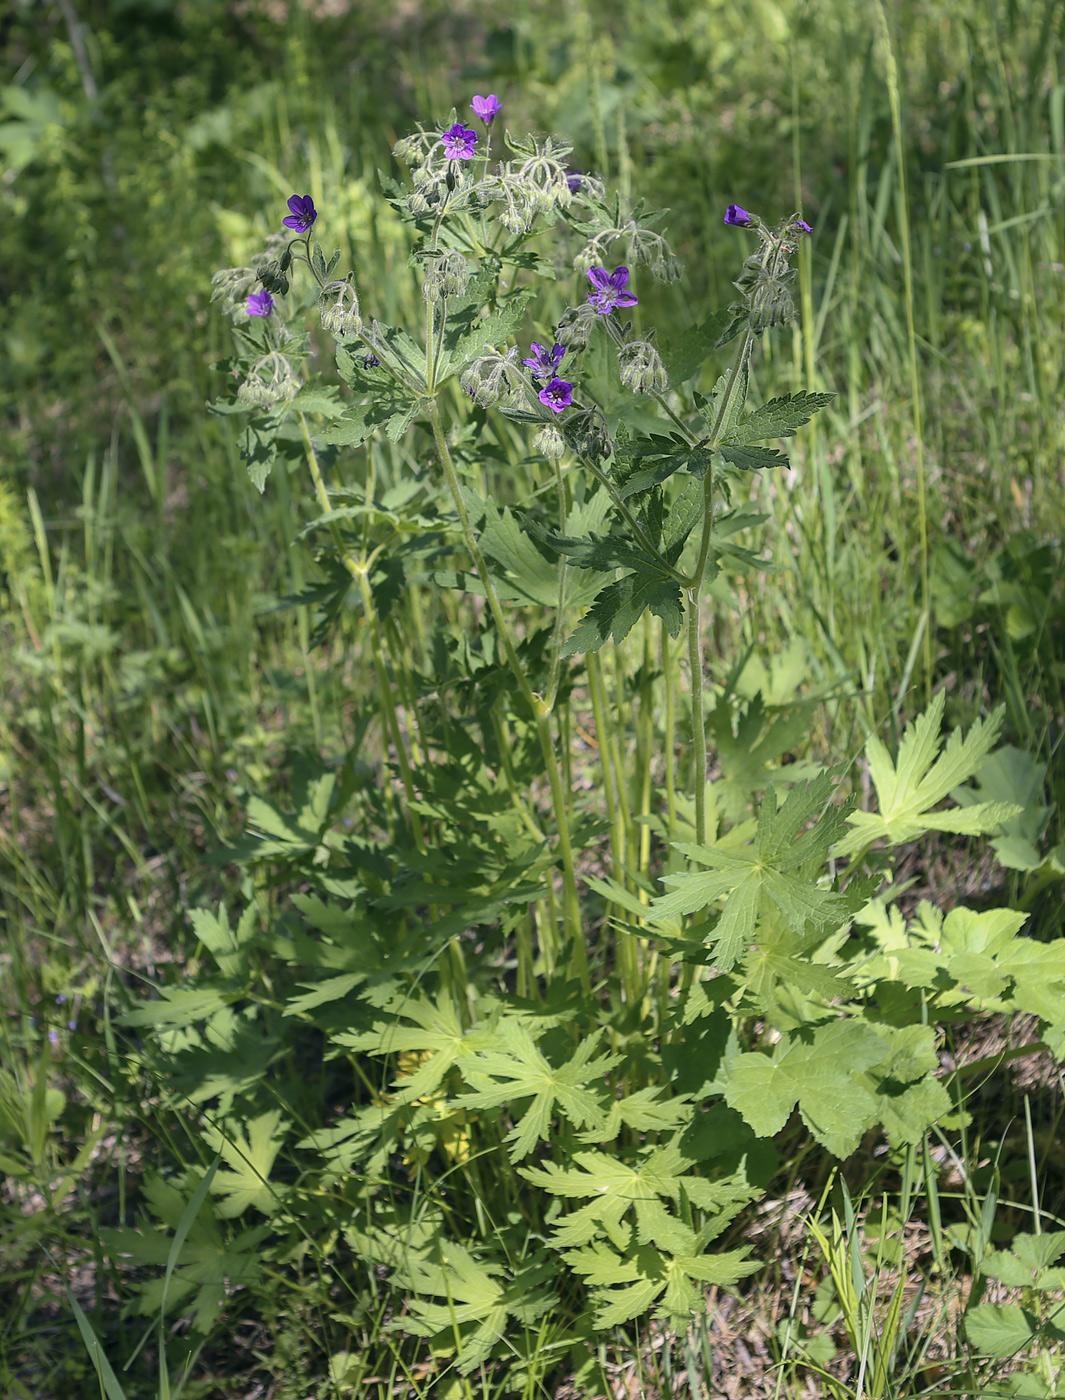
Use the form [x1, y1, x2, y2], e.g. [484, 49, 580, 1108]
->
[1, 0, 1063, 1395]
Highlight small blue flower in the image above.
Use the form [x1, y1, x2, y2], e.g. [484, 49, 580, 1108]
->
[470, 94, 502, 126]
[724, 204, 753, 226]
[523, 342, 566, 380]
[283, 194, 318, 232]
[587, 266, 638, 315]
[538, 377, 573, 413]
[363, 353, 381, 369]
[245, 290, 275, 317]
[789, 218, 812, 234]
[566, 170, 583, 194]
[441, 123, 478, 160]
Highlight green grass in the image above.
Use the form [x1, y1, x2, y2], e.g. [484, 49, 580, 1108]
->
[2, 0, 1064, 1394]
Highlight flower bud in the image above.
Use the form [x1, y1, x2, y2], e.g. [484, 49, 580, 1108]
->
[618, 339, 668, 394]
[238, 353, 299, 407]
[423, 251, 470, 302]
[318, 278, 363, 338]
[555, 304, 597, 353]
[460, 347, 519, 407]
[568, 407, 614, 463]
[533, 423, 566, 459]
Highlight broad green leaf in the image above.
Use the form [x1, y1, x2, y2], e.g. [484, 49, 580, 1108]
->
[188, 903, 257, 979]
[952, 745, 1054, 872]
[654, 775, 855, 969]
[397, 1244, 558, 1372]
[965, 1303, 1053, 1359]
[457, 1020, 618, 1160]
[337, 991, 497, 1105]
[562, 563, 684, 657]
[202, 1109, 289, 1217]
[724, 1019, 887, 1156]
[834, 694, 1020, 857]
[716, 443, 789, 471]
[119, 986, 233, 1029]
[661, 307, 743, 386]
[721, 391, 835, 444]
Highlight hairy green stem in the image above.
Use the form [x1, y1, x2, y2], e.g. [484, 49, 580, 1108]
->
[427, 399, 589, 991]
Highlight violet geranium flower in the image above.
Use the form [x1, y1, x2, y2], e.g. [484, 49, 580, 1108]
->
[283, 194, 318, 232]
[245, 290, 274, 317]
[790, 218, 813, 233]
[538, 377, 573, 413]
[586, 266, 638, 316]
[441, 123, 478, 159]
[523, 341, 566, 380]
[566, 170, 583, 194]
[723, 204, 753, 226]
[470, 94, 502, 126]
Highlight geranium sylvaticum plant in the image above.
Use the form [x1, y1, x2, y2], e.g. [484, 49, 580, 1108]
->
[128, 96, 1065, 1382]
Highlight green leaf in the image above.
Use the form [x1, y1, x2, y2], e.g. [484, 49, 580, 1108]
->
[436, 290, 534, 383]
[397, 1244, 558, 1373]
[202, 1109, 289, 1217]
[653, 775, 855, 970]
[661, 308, 744, 386]
[722, 391, 836, 444]
[563, 562, 684, 657]
[457, 1020, 618, 1160]
[337, 990, 497, 1106]
[966, 1303, 1059, 1359]
[724, 1019, 887, 1156]
[239, 416, 281, 492]
[834, 693, 1020, 857]
[716, 443, 789, 471]
[952, 745, 1054, 872]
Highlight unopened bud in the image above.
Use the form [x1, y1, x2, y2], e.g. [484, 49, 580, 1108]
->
[237, 353, 298, 407]
[423, 251, 470, 302]
[460, 347, 518, 407]
[533, 423, 566, 459]
[318, 278, 363, 338]
[555, 304, 597, 353]
[618, 339, 668, 394]
[568, 408, 613, 463]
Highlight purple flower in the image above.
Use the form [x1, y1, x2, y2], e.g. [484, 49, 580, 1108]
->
[790, 218, 812, 233]
[538, 377, 573, 413]
[48, 1029, 60, 1045]
[68, 1019, 77, 1031]
[283, 194, 318, 233]
[441, 123, 478, 160]
[566, 170, 583, 194]
[363, 353, 381, 369]
[470, 94, 501, 126]
[523, 341, 566, 380]
[724, 204, 753, 226]
[245, 290, 275, 317]
[586, 266, 638, 315]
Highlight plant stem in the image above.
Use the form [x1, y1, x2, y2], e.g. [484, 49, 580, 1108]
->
[426, 399, 589, 992]
[687, 581, 708, 846]
[299, 415, 425, 853]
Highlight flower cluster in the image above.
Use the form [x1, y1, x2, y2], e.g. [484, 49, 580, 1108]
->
[238, 352, 299, 407]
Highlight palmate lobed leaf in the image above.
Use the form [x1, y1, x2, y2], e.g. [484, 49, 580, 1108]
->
[456, 1019, 620, 1159]
[562, 564, 685, 657]
[653, 775, 856, 969]
[723, 1019, 888, 1157]
[834, 692, 1021, 857]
